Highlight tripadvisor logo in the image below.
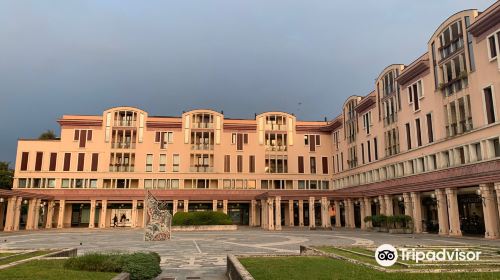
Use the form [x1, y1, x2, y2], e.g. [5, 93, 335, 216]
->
[374, 244, 482, 267]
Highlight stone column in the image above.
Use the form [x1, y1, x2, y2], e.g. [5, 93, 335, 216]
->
[250, 200, 256, 226]
[308, 197, 315, 229]
[435, 189, 449, 235]
[3, 196, 17, 231]
[359, 199, 366, 230]
[99, 200, 107, 228]
[131, 200, 138, 228]
[13, 197, 22, 231]
[173, 199, 178, 215]
[480, 184, 500, 239]
[275, 196, 282, 230]
[57, 200, 66, 229]
[25, 198, 36, 230]
[378, 195, 386, 215]
[267, 198, 274, 230]
[288, 200, 294, 226]
[260, 199, 267, 229]
[183, 200, 189, 212]
[335, 201, 341, 227]
[223, 200, 228, 214]
[384, 195, 394, 216]
[212, 200, 218, 212]
[298, 200, 304, 226]
[445, 188, 462, 236]
[410, 192, 422, 233]
[363, 197, 372, 228]
[347, 199, 355, 228]
[33, 199, 41, 230]
[45, 201, 55, 229]
[495, 183, 500, 228]
[89, 200, 96, 228]
[320, 197, 330, 228]
[403, 193, 413, 218]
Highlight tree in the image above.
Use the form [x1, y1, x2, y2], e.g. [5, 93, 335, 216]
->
[0, 161, 13, 190]
[38, 130, 57, 140]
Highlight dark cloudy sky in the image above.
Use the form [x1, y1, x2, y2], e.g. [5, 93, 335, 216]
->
[0, 0, 495, 164]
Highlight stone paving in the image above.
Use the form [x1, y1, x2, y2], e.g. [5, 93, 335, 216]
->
[1, 227, 500, 279]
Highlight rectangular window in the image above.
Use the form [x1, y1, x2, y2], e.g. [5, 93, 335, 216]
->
[74, 130, 79, 141]
[61, 179, 70, 188]
[173, 154, 180, 172]
[367, 141, 372, 163]
[309, 134, 316, 152]
[237, 155, 243, 173]
[373, 138, 378, 160]
[79, 130, 87, 148]
[87, 130, 93, 141]
[35, 152, 43, 171]
[63, 153, 71, 171]
[426, 113, 434, 143]
[464, 16, 475, 71]
[231, 133, 237, 144]
[237, 134, 243, 151]
[322, 157, 328, 174]
[20, 152, 29, 171]
[249, 155, 255, 173]
[159, 154, 166, 172]
[91, 153, 99, 171]
[146, 154, 153, 172]
[488, 33, 498, 60]
[316, 135, 321, 146]
[310, 157, 316, 174]
[361, 143, 365, 164]
[77, 153, 85, 171]
[224, 155, 230, 172]
[415, 119, 422, 147]
[49, 153, 57, 171]
[298, 156, 304, 173]
[484, 86, 496, 124]
[362, 112, 371, 134]
[405, 123, 412, 150]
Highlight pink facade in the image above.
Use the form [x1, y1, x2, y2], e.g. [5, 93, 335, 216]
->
[1, 3, 500, 238]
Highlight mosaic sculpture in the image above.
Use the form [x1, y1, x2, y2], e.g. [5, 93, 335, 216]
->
[144, 191, 172, 241]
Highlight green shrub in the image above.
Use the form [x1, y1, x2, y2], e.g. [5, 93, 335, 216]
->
[172, 211, 232, 226]
[363, 216, 372, 223]
[63, 253, 122, 272]
[64, 252, 161, 280]
[121, 253, 162, 280]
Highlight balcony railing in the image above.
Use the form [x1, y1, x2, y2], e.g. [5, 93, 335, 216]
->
[109, 165, 135, 172]
[265, 145, 287, 152]
[439, 36, 464, 62]
[192, 122, 214, 129]
[439, 75, 468, 96]
[189, 166, 213, 172]
[113, 120, 136, 127]
[265, 124, 287, 131]
[191, 144, 214, 150]
[111, 142, 136, 149]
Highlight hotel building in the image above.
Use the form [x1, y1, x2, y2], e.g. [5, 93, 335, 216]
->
[1, 3, 500, 238]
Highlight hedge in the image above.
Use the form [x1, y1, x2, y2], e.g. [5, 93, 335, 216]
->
[64, 252, 161, 280]
[172, 211, 232, 226]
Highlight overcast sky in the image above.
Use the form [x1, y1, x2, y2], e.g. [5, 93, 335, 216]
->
[0, 0, 495, 164]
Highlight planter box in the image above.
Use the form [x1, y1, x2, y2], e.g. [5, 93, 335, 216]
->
[172, 225, 237, 231]
[389, 228, 413, 234]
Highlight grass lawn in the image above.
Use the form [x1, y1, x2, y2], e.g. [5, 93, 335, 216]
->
[0, 252, 17, 258]
[240, 256, 500, 280]
[0, 250, 53, 265]
[0, 259, 118, 280]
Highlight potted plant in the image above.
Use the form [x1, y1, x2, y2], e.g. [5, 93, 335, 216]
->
[363, 216, 372, 229]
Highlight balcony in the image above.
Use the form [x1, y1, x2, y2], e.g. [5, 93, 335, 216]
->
[439, 36, 464, 63]
[189, 166, 213, 172]
[109, 165, 135, 172]
[111, 142, 136, 149]
[439, 74, 468, 96]
[383, 113, 398, 127]
[113, 120, 136, 127]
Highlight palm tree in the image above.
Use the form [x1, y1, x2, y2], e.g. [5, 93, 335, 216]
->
[38, 130, 57, 140]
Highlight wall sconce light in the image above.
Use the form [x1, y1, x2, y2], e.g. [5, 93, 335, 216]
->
[0, 197, 4, 203]
[354, 201, 360, 206]
[178, 201, 183, 207]
[138, 202, 142, 207]
[373, 198, 378, 204]
[23, 200, 28, 205]
[339, 201, 344, 207]
[430, 193, 436, 199]
[397, 196, 403, 202]
[96, 202, 100, 207]
[475, 189, 481, 196]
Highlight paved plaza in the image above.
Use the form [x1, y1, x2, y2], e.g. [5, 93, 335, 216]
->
[1, 228, 500, 279]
